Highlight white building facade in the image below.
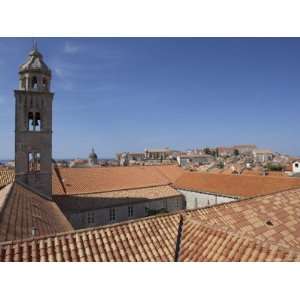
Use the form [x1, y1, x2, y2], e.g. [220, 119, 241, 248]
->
[293, 161, 300, 174]
[177, 189, 239, 210]
[253, 149, 273, 163]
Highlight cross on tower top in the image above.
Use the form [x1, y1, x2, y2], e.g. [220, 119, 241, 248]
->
[33, 39, 38, 51]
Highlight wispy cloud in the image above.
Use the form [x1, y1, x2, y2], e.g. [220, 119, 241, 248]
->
[64, 42, 80, 54]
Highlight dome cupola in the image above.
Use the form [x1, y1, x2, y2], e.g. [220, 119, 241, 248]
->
[88, 148, 98, 166]
[18, 42, 51, 92]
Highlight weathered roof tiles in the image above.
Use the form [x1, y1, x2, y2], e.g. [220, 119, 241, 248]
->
[1, 188, 300, 262]
[174, 172, 300, 198]
[0, 182, 72, 243]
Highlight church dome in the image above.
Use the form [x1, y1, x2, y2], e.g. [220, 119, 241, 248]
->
[19, 48, 51, 76]
[89, 148, 98, 160]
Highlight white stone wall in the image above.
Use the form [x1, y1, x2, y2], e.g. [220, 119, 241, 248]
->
[177, 189, 238, 210]
[68, 196, 184, 229]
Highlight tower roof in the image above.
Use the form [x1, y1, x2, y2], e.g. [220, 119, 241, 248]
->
[19, 46, 51, 76]
[89, 148, 98, 159]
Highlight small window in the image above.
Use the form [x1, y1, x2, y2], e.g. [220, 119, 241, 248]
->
[295, 163, 299, 168]
[28, 152, 40, 172]
[28, 152, 34, 172]
[87, 212, 95, 224]
[28, 112, 34, 131]
[128, 206, 133, 217]
[31, 76, 38, 89]
[35, 153, 41, 171]
[35, 112, 41, 131]
[28, 112, 41, 131]
[42, 78, 48, 89]
[109, 208, 116, 222]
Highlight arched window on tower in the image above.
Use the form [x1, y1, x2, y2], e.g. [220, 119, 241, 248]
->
[28, 152, 41, 172]
[42, 77, 48, 90]
[28, 112, 34, 131]
[28, 112, 41, 131]
[35, 112, 41, 131]
[31, 76, 38, 89]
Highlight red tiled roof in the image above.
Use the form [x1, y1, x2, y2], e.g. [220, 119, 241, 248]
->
[54, 185, 182, 212]
[179, 218, 300, 262]
[53, 165, 185, 196]
[0, 213, 180, 262]
[0, 182, 72, 242]
[1, 188, 300, 262]
[186, 188, 300, 251]
[174, 172, 300, 198]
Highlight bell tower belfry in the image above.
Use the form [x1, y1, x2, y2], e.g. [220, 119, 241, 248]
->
[14, 44, 53, 197]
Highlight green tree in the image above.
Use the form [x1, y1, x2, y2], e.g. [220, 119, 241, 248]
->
[203, 147, 211, 155]
[217, 161, 224, 169]
[266, 162, 283, 171]
[233, 149, 239, 156]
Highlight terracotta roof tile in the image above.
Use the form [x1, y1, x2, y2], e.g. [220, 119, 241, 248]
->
[53, 165, 185, 196]
[2, 187, 300, 262]
[0, 182, 72, 242]
[174, 172, 300, 198]
[0, 170, 15, 189]
[178, 218, 300, 261]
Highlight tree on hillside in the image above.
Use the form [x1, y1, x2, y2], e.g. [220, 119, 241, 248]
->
[233, 149, 239, 156]
[203, 147, 211, 155]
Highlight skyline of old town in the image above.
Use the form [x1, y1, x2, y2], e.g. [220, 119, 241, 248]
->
[1, 38, 300, 160]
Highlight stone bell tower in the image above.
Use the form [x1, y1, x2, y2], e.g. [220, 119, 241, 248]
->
[14, 43, 53, 197]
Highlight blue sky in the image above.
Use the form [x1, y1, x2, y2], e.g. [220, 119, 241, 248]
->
[0, 38, 300, 159]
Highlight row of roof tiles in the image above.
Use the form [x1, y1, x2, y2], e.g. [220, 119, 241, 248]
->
[53, 165, 184, 195]
[1, 187, 300, 261]
[0, 170, 15, 189]
[3, 165, 299, 199]
[0, 183, 72, 243]
[173, 172, 300, 198]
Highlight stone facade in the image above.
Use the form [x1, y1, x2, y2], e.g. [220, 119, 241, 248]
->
[177, 154, 211, 167]
[61, 195, 184, 229]
[253, 149, 273, 163]
[14, 47, 53, 197]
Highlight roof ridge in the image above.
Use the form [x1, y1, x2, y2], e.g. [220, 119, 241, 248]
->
[2, 187, 300, 252]
[53, 163, 66, 194]
[0, 207, 185, 246]
[59, 184, 175, 196]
